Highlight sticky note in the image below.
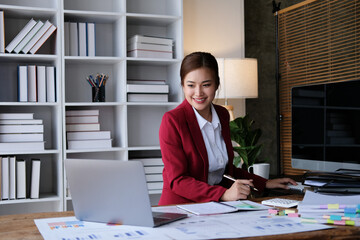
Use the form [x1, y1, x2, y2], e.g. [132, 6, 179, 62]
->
[328, 204, 339, 209]
[268, 209, 278, 214]
[333, 220, 346, 226]
[345, 220, 355, 226]
[344, 208, 357, 214]
[327, 219, 334, 224]
[320, 205, 328, 209]
[288, 213, 300, 217]
[278, 210, 285, 216]
[285, 209, 296, 214]
[322, 215, 330, 219]
[330, 215, 342, 221]
[344, 213, 357, 218]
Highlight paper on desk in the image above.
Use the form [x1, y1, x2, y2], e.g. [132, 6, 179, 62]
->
[34, 216, 190, 240]
[35, 212, 332, 240]
[176, 200, 270, 215]
[161, 211, 332, 239]
[297, 191, 360, 213]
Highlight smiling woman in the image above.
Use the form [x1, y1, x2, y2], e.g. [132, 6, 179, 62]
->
[158, 52, 297, 205]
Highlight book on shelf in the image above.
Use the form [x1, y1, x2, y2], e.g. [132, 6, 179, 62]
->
[127, 41, 173, 52]
[126, 84, 169, 93]
[128, 49, 172, 59]
[13, 20, 44, 54]
[66, 115, 99, 124]
[29, 24, 57, 54]
[78, 22, 86, 56]
[30, 159, 41, 199]
[127, 35, 173, 59]
[16, 159, 26, 199]
[17, 65, 28, 102]
[27, 65, 37, 102]
[144, 166, 164, 174]
[69, 22, 78, 56]
[128, 35, 173, 46]
[21, 20, 51, 54]
[0, 11, 4, 53]
[0, 119, 42, 125]
[64, 22, 70, 56]
[127, 93, 168, 102]
[0, 133, 44, 142]
[0, 124, 44, 134]
[46, 66, 56, 102]
[9, 156, 16, 200]
[147, 182, 163, 190]
[145, 174, 163, 182]
[66, 109, 99, 116]
[5, 18, 37, 53]
[0, 142, 45, 151]
[1, 156, 9, 199]
[87, 22, 95, 57]
[136, 158, 163, 166]
[67, 131, 111, 140]
[37, 66, 46, 102]
[127, 79, 166, 85]
[67, 139, 112, 150]
[66, 123, 100, 132]
[0, 113, 34, 120]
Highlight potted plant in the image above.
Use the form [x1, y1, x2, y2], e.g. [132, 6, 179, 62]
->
[229, 114, 263, 170]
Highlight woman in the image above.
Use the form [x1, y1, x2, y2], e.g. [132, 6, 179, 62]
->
[158, 52, 296, 205]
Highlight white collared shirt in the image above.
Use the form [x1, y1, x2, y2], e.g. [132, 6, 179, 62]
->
[193, 104, 229, 185]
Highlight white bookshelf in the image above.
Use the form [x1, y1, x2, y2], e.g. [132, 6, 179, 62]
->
[0, 0, 62, 215]
[0, 0, 183, 214]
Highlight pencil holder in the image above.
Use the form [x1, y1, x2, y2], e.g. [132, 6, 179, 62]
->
[92, 86, 105, 102]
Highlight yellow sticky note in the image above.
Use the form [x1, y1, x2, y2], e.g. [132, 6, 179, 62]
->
[328, 204, 339, 209]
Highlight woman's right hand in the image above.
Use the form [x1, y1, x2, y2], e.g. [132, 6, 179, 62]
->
[220, 179, 254, 201]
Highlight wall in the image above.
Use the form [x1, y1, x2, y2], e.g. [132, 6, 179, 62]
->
[244, 0, 304, 175]
[183, 0, 246, 118]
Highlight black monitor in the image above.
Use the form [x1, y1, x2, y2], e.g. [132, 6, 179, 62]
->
[291, 80, 360, 171]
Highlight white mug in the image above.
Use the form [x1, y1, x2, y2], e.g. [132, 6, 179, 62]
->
[248, 163, 270, 179]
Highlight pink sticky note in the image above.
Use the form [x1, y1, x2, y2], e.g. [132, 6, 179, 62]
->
[288, 213, 300, 217]
[268, 209, 278, 214]
[333, 220, 346, 226]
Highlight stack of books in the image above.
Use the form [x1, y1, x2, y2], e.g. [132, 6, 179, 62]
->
[127, 35, 173, 59]
[136, 158, 164, 192]
[127, 82, 169, 102]
[1, 157, 41, 200]
[18, 65, 56, 102]
[66, 109, 112, 150]
[0, 113, 45, 151]
[64, 22, 95, 56]
[5, 18, 57, 54]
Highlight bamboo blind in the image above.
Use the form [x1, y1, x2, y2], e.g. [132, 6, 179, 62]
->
[278, 0, 360, 175]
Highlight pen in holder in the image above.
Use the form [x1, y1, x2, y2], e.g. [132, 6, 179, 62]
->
[86, 73, 109, 102]
[92, 85, 105, 102]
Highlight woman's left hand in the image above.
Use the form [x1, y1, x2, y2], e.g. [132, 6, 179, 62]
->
[265, 178, 297, 189]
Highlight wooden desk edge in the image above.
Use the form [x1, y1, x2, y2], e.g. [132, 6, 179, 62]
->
[0, 195, 359, 240]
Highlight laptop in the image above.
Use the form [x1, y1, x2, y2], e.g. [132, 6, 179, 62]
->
[65, 158, 187, 227]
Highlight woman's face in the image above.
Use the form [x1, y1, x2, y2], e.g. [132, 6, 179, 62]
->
[182, 67, 218, 118]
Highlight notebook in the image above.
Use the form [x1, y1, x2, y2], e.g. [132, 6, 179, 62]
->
[65, 159, 187, 227]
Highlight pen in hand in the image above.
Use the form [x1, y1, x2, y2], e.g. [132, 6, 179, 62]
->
[223, 174, 259, 192]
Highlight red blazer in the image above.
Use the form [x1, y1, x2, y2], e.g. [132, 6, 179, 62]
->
[158, 100, 267, 205]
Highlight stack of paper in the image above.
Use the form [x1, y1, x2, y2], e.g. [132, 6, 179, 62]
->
[297, 191, 360, 226]
[0, 113, 45, 151]
[127, 35, 173, 59]
[66, 109, 112, 150]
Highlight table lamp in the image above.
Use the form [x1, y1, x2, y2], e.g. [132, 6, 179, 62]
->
[216, 58, 258, 120]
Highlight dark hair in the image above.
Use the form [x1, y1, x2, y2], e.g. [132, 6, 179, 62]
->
[180, 52, 220, 87]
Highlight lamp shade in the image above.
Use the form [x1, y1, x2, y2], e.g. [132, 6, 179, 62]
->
[216, 58, 258, 99]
